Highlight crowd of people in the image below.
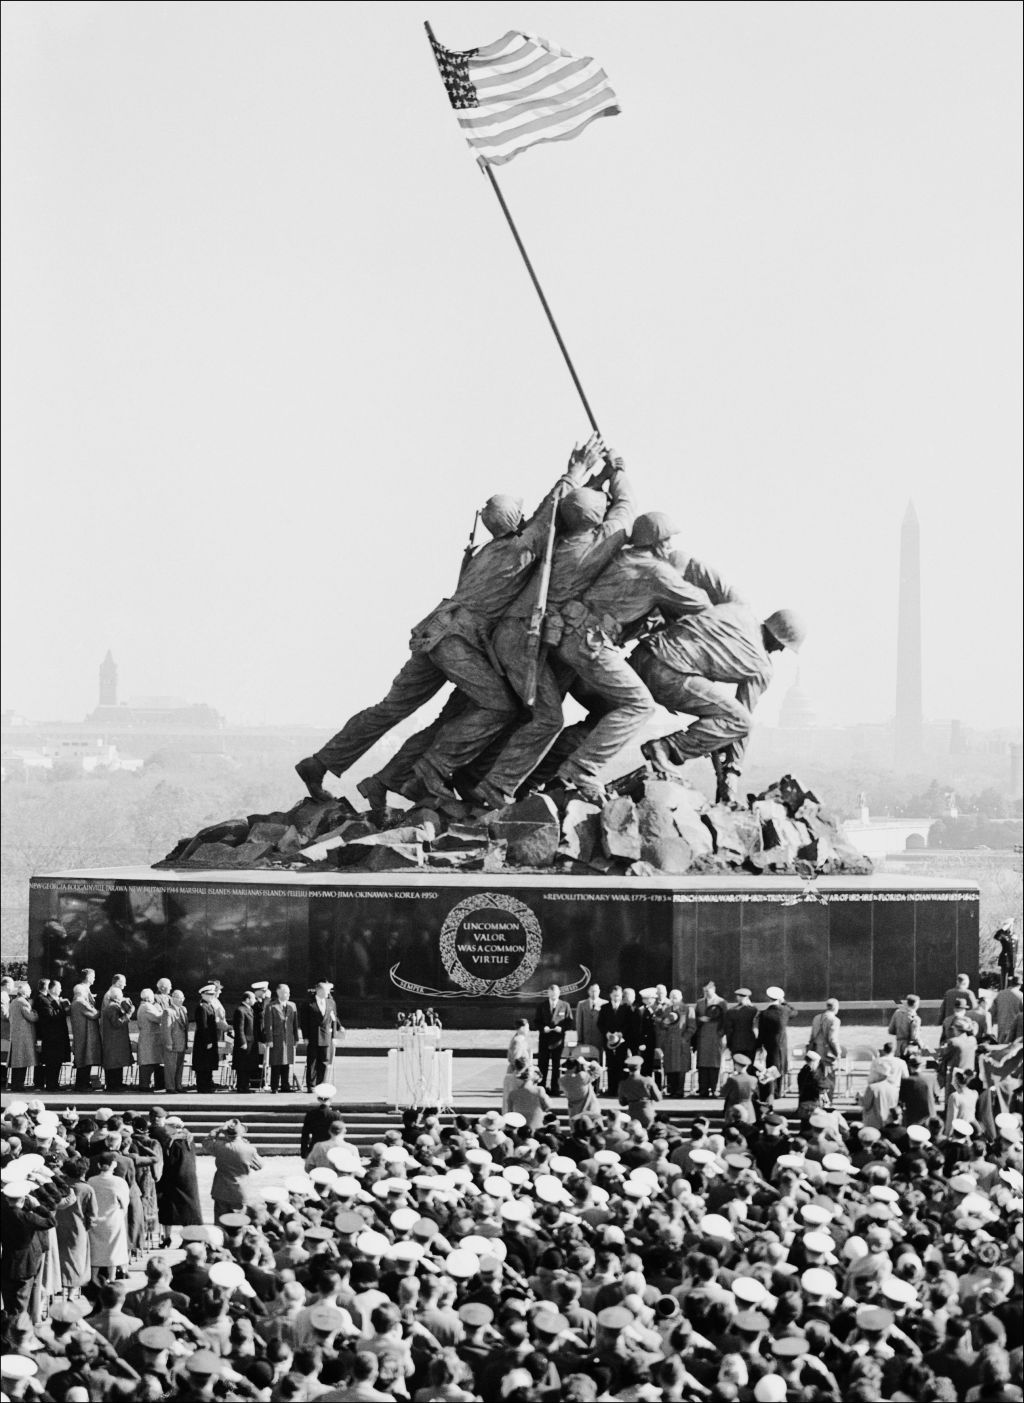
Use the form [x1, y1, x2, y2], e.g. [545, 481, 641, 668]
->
[2, 1045, 1022, 1401]
[1, 975, 343, 1098]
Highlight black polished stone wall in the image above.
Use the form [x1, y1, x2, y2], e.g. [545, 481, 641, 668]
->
[28, 876, 978, 1029]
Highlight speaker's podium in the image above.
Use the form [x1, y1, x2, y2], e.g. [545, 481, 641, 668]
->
[387, 1022, 453, 1111]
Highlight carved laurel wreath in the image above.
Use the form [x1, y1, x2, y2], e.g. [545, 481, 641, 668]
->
[439, 892, 542, 996]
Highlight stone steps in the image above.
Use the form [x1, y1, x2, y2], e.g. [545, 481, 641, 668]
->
[3, 1094, 862, 1156]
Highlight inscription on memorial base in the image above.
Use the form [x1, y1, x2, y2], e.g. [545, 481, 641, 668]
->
[26, 867, 980, 1029]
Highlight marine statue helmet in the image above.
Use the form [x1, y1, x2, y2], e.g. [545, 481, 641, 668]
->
[481, 494, 524, 537]
[558, 486, 607, 531]
[630, 512, 680, 549]
[763, 609, 808, 653]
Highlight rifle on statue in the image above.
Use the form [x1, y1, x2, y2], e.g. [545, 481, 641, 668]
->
[521, 492, 561, 709]
[521, 436, 609, 708]
[458, 509, 481, 583]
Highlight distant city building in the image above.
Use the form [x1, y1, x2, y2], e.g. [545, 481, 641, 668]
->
[1, 652, 321, 767]
[85, 651, 223, 732]
[778, 675, 817, 730]
[98, 649, 118, 707]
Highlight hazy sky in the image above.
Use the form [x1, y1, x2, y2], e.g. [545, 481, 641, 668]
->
[2, 1, 1021, 730]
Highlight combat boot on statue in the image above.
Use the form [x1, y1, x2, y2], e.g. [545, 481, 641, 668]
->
[465, 779, 515, 813]
[295, 755, 333, 803]
[356, 775, 389, 810]
[641, 733, 689, 778]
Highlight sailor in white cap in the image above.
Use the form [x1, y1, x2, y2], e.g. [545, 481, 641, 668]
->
[192, 985, 224, 1094]
[756, 986, 796, 1106]
[301, 1084, 342, 1160]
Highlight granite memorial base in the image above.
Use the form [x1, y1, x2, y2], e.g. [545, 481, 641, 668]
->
[27, 868, 979, 1030]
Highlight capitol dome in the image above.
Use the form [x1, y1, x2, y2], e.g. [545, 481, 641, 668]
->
[779, 677, 817, 729]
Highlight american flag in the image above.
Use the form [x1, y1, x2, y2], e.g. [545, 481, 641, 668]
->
[428, 28, 620, 167]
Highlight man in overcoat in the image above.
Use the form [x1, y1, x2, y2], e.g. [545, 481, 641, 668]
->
[35, 980, 71, 1092]
[8, 982, 39, 1092]
[300, 981, 342, 1092]
[533, 983, 572, 1096]
[192, 985, 223, 1094]
[70, 971, 102, 1092]
[100, 993, 135, 1093]
[135, 989, 165, 1092]
[597, 986, 632, 1095]
[232, 991, 260, 1094]
[574, 984, 606, 1062]
[161, 991, 189, 1095]
[264, 984, 299, 1094]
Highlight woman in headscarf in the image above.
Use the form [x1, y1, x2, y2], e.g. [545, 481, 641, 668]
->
[506, 1064, 552, 1132]
[861, 1048, 902, 1132]
[122, 1115, 163, 1255]
[561, 1050, 601, 1123]
[155, 1116, 202, 1246]
[502, 1019, 532, 1114]
[86, 1152, 130, 1285]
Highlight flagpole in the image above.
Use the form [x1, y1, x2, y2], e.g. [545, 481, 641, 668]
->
[479, 163, 600, 436]
[424, 20, 601, 436]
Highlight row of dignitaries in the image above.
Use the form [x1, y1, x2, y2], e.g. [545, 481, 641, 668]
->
[1, 973, 343, 1096]
[552, 982, 804, 1102]
[2, 1077, 1022, 1400]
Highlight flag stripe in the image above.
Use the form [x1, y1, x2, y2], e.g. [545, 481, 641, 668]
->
[467, 39, 538, 69]
[484, 105, 620, 167]
[472, 52, 574, 91]
[465, 100, 620, 160]
[461, 86, 618, 151]
[471, 30, 523, 60]
[430, 28, 620, 167]
[456, 71, 610, 128]
[475, 58, 599, 105]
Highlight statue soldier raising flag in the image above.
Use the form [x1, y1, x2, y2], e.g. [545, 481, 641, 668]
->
[297, 23, 629, 808]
